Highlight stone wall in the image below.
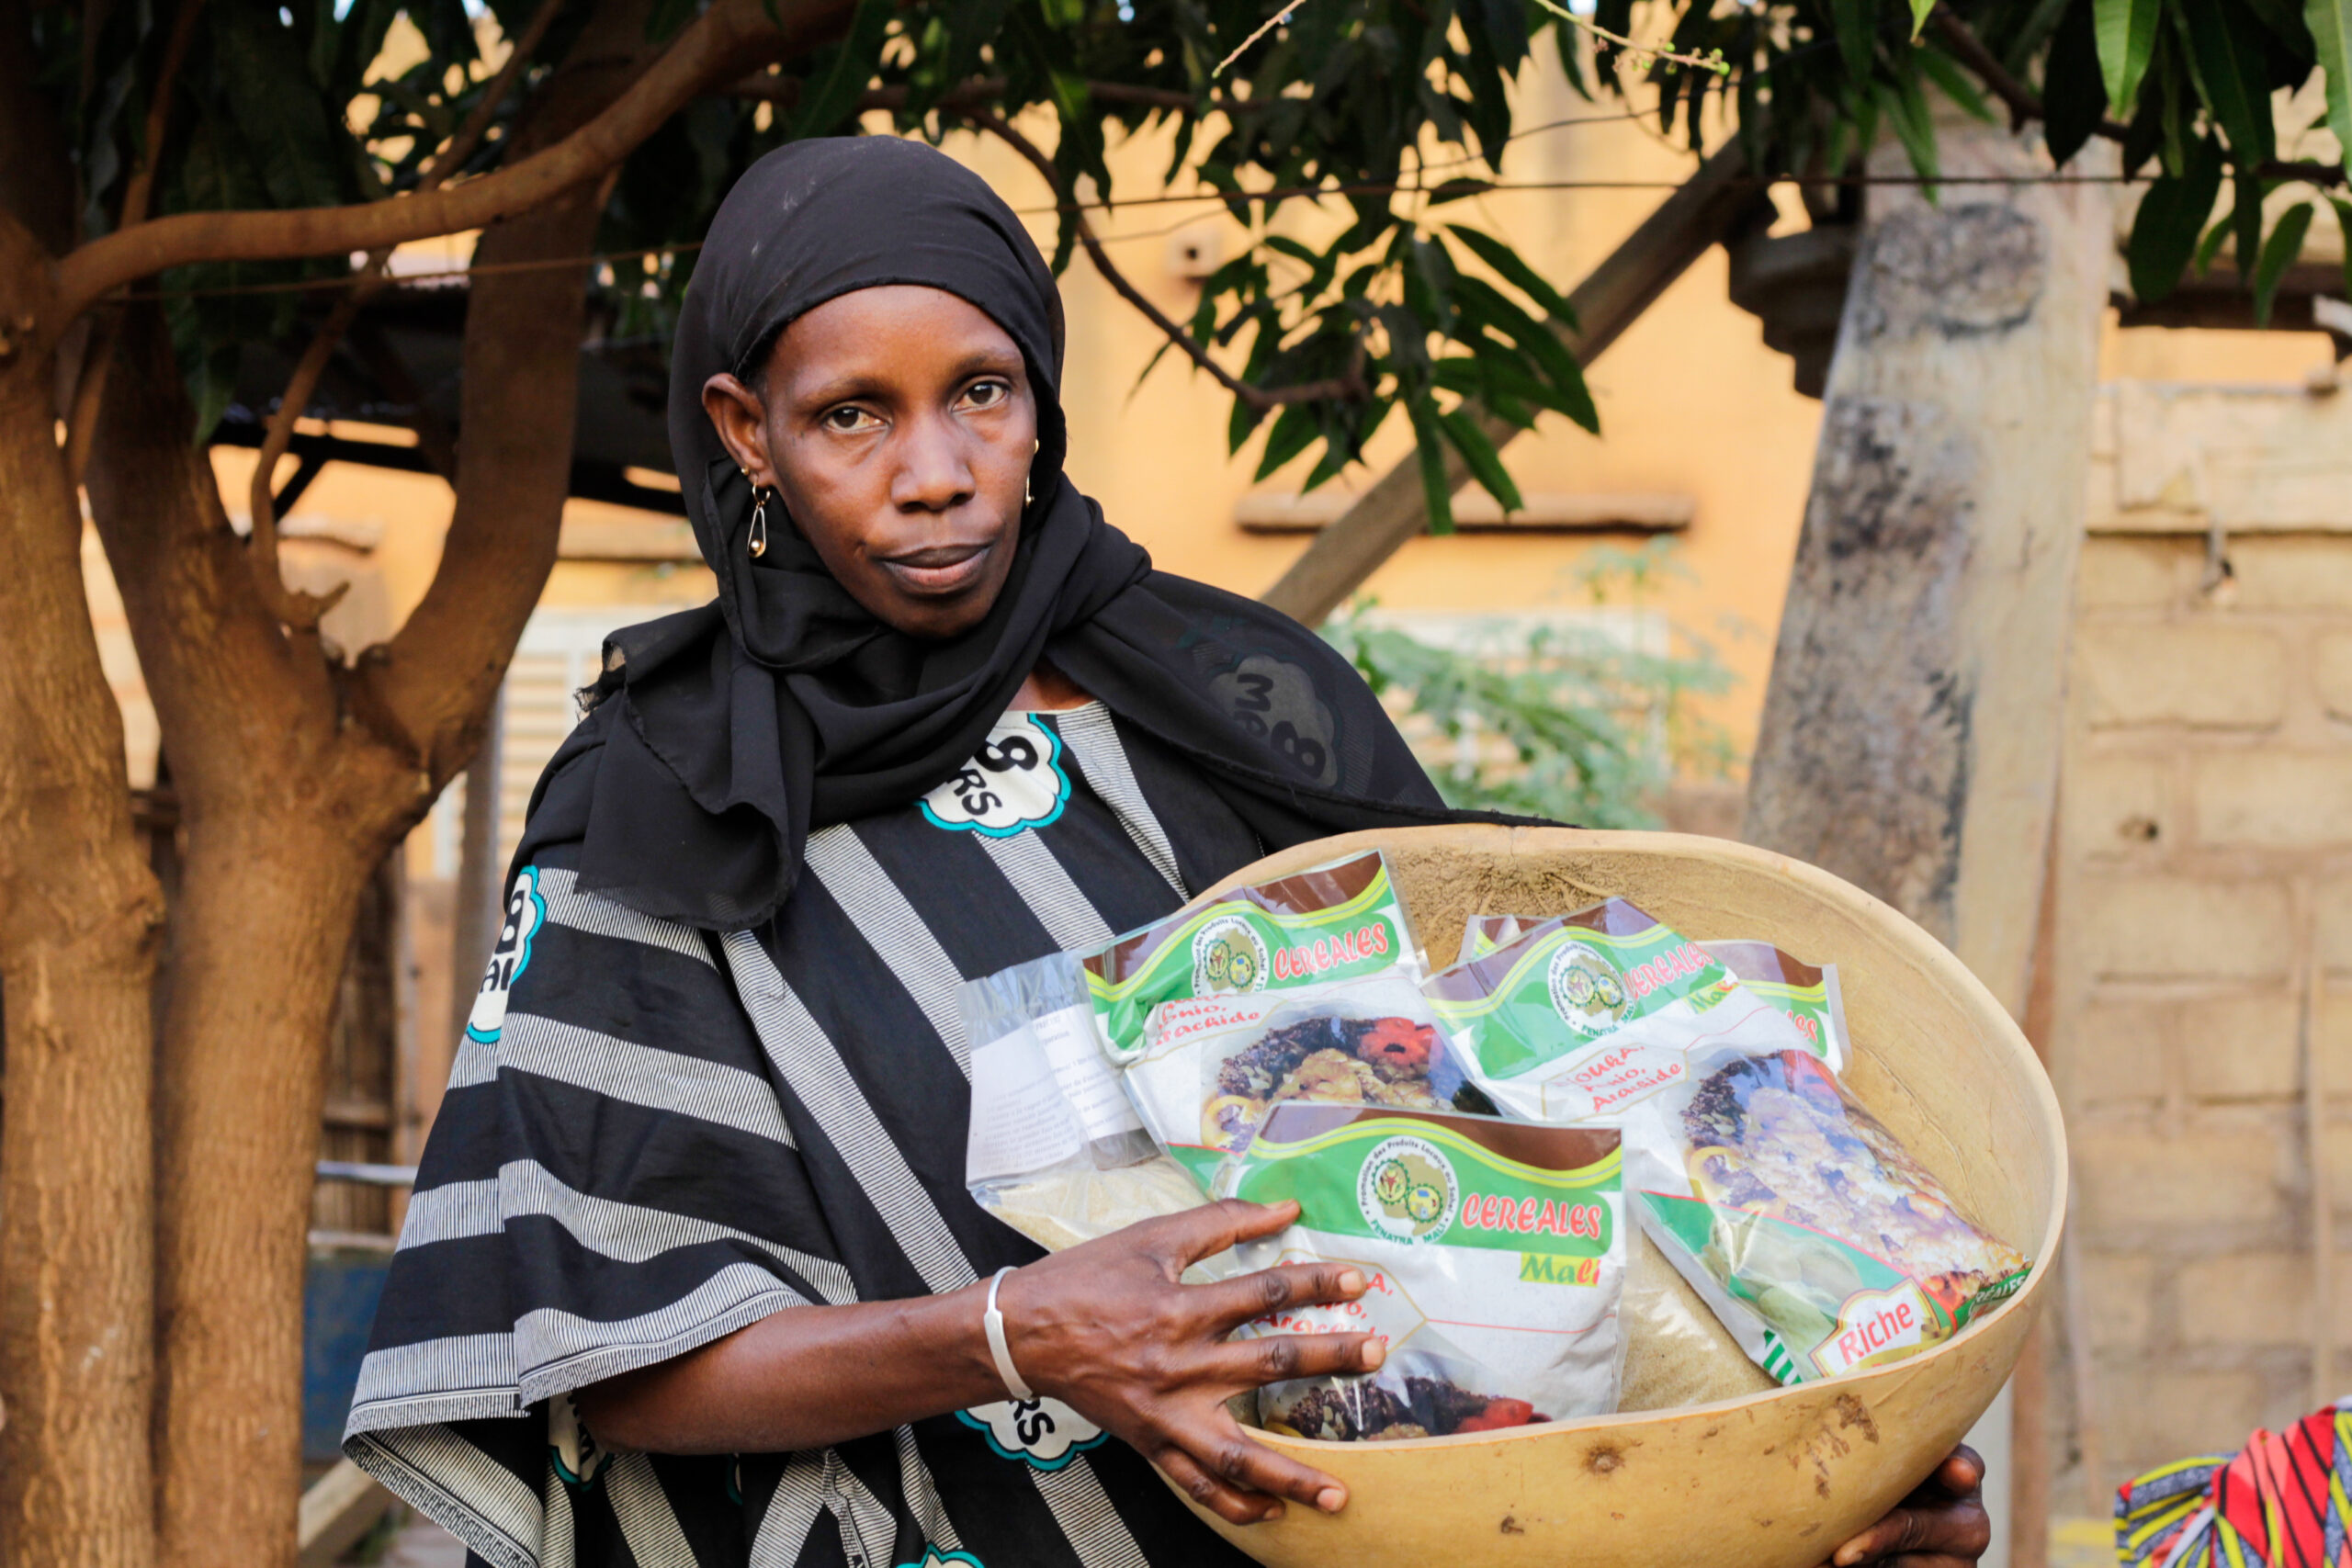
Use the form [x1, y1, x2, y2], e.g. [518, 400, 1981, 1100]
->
[2050, 377, 2352, 1498]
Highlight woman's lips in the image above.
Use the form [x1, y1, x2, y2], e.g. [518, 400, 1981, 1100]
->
[876, 541, 991, 596]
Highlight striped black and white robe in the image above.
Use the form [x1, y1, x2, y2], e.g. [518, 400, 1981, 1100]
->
[345, 700, 1268, 1568]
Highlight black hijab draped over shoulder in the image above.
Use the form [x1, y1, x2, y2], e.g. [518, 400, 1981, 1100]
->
[544, 136, 1491, 930]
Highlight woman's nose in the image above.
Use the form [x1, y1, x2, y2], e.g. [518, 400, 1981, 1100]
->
[889, 413, 977, 513]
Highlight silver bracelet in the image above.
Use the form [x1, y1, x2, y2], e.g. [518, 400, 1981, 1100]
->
[982, 1265, 1035, 1402]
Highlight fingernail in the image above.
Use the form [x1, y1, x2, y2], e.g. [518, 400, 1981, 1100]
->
[1317, 1487, 1346, 1513]
[1338, 1269, 1365, 1295]
[1834, 1547, 1863, 1566]
[1362, 1337, 1385, 1369]
[1261, 1503, 1284, 1522]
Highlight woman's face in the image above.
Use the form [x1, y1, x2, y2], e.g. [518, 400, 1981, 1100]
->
[702, 285, 1039, 639]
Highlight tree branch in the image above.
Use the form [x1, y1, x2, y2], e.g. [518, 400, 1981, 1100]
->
[65, 0, 207, 486]
[967, 107, 1366, 413]
[368, 0, 670, 774]
[1928, 8, 2111, 140]
[116, 0, 209, 231]
[242, 291, 362, 630]
[53, 0, 852, 323]
[413, 0, 568, 190]
[243, 0, 566, 631]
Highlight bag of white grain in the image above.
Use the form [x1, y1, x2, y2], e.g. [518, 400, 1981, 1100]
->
[960, 951, 1204, 1251]
[1224, 1101, 1625, 1439]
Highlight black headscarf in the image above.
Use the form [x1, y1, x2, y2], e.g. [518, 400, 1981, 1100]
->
[548, 136, 1505, 930]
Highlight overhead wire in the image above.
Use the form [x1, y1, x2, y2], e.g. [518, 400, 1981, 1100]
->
[123, 165, 2157, 301]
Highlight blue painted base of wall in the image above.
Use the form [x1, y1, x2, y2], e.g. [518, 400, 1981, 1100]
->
[304, 1248, 392, 1465]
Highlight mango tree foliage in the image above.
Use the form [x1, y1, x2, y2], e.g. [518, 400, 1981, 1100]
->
[1611, 0, 2351, 321]
[28, 0, 1605, 532]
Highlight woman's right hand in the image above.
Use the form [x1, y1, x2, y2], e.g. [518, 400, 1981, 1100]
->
[993, 1198, 1382, 1528]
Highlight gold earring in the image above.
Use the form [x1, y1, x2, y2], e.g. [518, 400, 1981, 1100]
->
[749, 489, 769, 558]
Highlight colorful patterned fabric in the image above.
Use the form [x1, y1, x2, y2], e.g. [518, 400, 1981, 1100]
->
[2117, 1401, 2352, 1568]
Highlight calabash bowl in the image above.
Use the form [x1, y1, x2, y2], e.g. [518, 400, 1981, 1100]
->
[1175, 825, 2065, 1568]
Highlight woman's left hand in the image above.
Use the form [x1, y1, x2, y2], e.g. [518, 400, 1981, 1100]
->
[1824, 1447, 1990, 1567]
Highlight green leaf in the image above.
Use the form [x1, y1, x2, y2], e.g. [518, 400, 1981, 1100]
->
[2311, 0, 2352, 172]
[1441, 410, 1525, 513]
[2095, 0, 2161, 110]
[1404, 394, 1455, 536]
[2334, 197, 2352, 300]
[2043, 0, 2112, 167]
[213, 6, 353, 211]
[1832, 0, 1876, 82]
[2252, 200, 2314, 323]
[1914, 46, 1996, 121]
[1446, 224, 1577, 326]
[2128, 132, 2225, 300]
[1909, 0, 1939, 39]
[2243, 0, 2312, 46]
[788, 0, 894, 138]
[1253, 404, 1322, 480]
[1427, 178, 1497, 205]
[1877, 70, 1939, 195]
[1046, 69, 1091, 119]
[1227, 389, 1269, 454]
[2178, 0, 2275, 163]
[1448, 276, 1596, 428]
[2008, 0, 2083, 70]
[2230, 167, 2268, 289]
[2194, 213, 2234, 274]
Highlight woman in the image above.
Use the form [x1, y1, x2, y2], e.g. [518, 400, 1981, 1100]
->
[346, 136, 1990, 1568]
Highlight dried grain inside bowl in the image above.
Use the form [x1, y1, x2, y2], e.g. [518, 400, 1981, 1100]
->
[1165, 826, 2064, 1568]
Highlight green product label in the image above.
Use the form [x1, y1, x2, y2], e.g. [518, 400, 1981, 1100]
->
[1165, 1142, 1228, 1191]
[1736, 976, 1834, 1058]
[1429, 922, 1734, 1081]
[1954, 1266, 2032, 1329]
[1461, 919, 1514, 964]
[1641, 1191, 1987, 1380]
[1086, 867, 1407, 1057]
[1232, 1119, 1617, 1258]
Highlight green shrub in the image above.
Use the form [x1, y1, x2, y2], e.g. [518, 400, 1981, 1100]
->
[1321, 541, 1740, 828]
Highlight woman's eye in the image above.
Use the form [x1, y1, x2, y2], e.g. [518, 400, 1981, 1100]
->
[822, 406, 877, 433]
[964, 379, 1010, 410]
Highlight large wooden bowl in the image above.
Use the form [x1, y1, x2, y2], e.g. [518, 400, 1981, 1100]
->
[1178, 825, 2065, 1568]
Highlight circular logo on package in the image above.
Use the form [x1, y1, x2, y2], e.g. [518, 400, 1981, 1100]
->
[1192, 914, 1270, 995]
[1358, 1134, 1458, 1244]
[1546, 942, 1631, 1038]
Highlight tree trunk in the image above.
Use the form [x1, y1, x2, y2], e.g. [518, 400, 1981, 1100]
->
[86, 305, 408, 1568]
[152, 815, 385, 1565]
[1743, 120, 2115, 1014]
[0, 210, 164, 1568]
[84, 6, 661, 1561]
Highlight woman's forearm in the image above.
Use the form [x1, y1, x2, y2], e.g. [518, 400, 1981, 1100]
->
[578, 1280, 1005, 1454]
